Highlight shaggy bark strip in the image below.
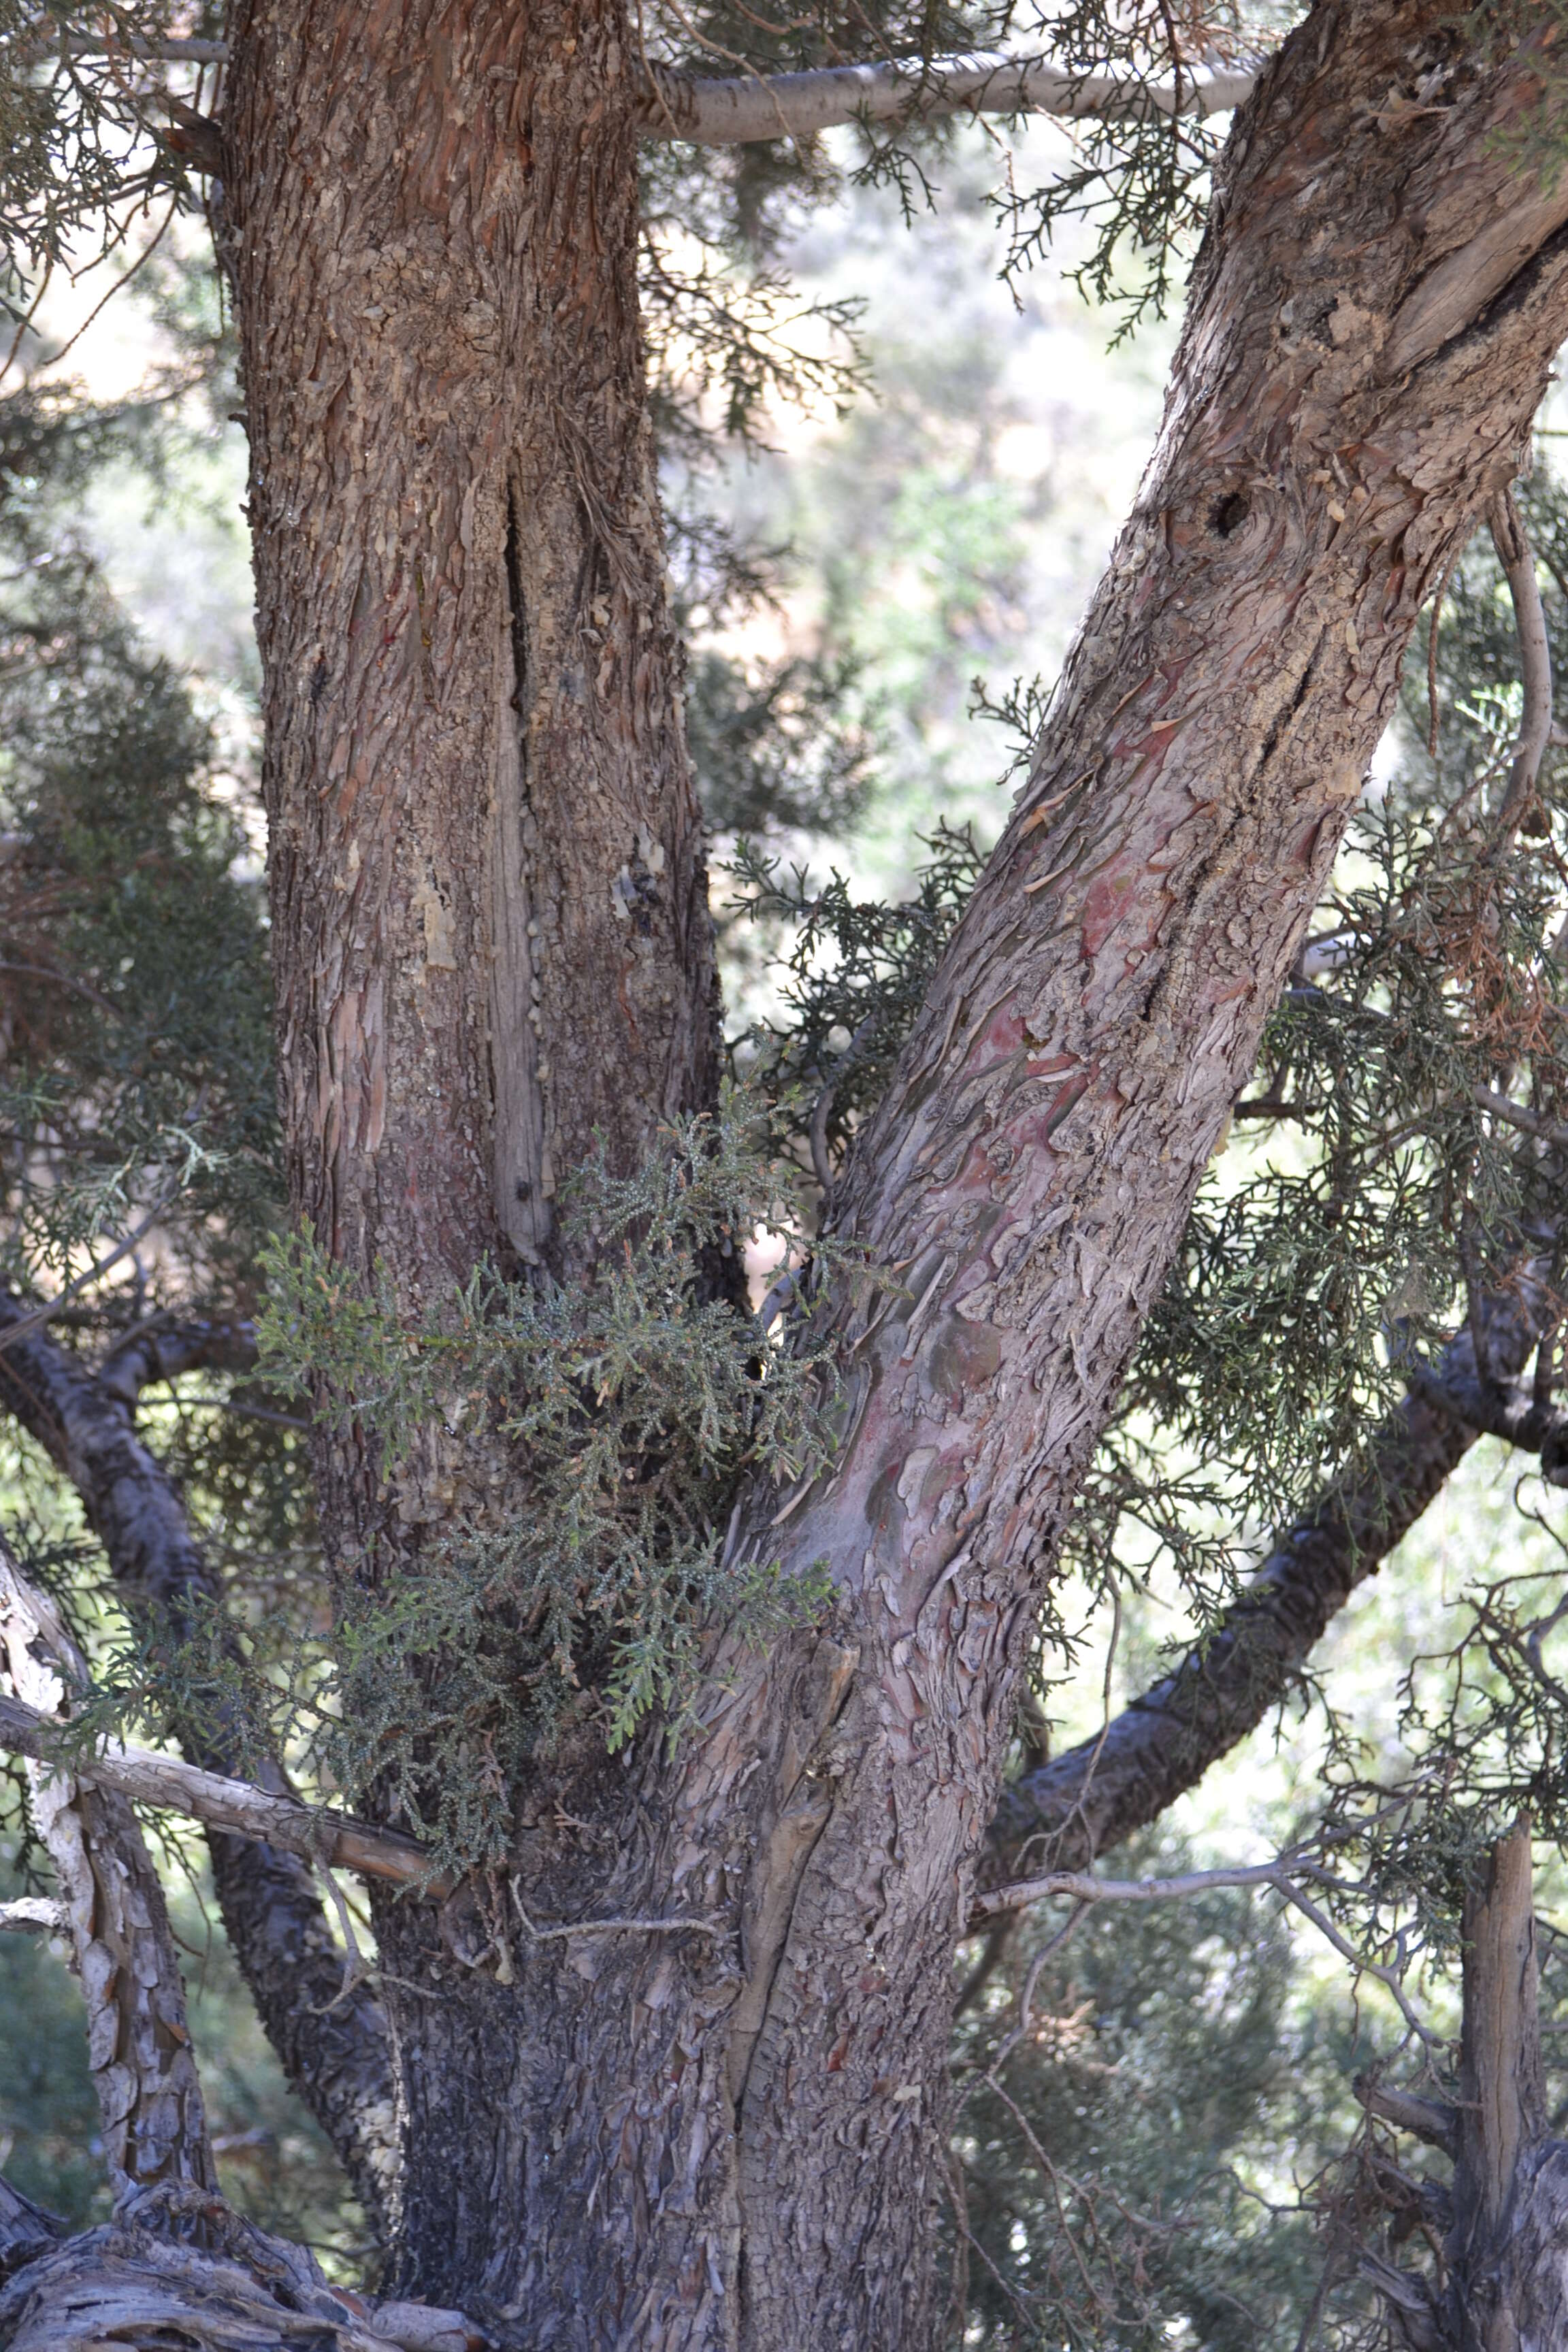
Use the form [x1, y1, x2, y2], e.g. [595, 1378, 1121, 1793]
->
[0, 1539, 216, 2195]
[0, 1298, 400, 2238]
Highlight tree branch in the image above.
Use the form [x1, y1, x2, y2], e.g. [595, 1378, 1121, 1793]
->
[0, 1896, 67, 1933]
[31, 35, 1260, 144]
[0, 1296, 401, 2238]
[0, 1539, 216, 2196]
[1486, 487, 1554, 847]
[0, 1686, 452, 1896]
[631, 50, 1258, 146]
[987, 1293, 1551, 1883]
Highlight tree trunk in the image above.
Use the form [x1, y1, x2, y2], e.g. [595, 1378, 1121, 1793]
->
[222, 1, 1568, 2345]
[1367, 1824, 1568, 2351]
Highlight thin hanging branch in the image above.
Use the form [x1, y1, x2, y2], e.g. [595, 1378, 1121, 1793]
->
[1486, 486, 1554, 849]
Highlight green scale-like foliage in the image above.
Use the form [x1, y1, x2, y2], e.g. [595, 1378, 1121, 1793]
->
[133, 1099, 854, 1870]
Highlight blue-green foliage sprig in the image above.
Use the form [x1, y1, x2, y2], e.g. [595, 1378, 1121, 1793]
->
[250, 1090, 853, 1865]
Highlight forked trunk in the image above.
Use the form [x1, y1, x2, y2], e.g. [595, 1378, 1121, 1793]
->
[223, 2, 1568, 2344]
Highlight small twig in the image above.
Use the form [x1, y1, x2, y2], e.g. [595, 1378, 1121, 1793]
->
[1426, 544, 1462, 760]
[0, 1188, 180, 1356]
[971, 1851, 1439, 2044]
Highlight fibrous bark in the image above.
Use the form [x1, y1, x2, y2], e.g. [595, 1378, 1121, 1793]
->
[0, 1298, 399, 2238]
[0, 1539, 216, 2197]
[1362, 1824, 1568, 2351]
[217, 3, 1568, 2345]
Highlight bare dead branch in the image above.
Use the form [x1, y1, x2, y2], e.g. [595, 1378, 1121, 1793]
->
[0, 1686, 453, 1896]
[632, 49, 1257, 144]
[0, 1896, 66, 1933]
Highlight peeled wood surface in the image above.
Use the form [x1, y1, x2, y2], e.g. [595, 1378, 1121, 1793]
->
[0, 1540, 216, 2197]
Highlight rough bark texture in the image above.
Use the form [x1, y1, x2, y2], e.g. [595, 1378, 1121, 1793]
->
[1368, 1827, 1568, 2351]
[225, 0, 717, 1300]
[988, 1298, 1548, 1880]
[0, 2185, 478, 2352]
[215, 3, 1568, 2346]
[0, 2178, 63, 2287]
[0, 1539, 216, 2197]
[0, 1299, 399, 2238]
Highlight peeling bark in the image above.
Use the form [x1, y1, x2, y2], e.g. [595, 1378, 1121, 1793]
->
[212, 2, 1568, 2344]
[0, 1539, 216, 2196]
[0, 1299, 399, 2240]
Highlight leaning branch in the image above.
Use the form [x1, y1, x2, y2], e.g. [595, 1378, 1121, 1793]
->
[987, 1287, 1552, 1882]
[0, 1687, 452, 1897]
[29, 35, 1260, 144]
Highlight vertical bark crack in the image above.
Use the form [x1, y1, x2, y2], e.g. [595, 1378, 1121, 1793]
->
[489, 495, 550, 1267]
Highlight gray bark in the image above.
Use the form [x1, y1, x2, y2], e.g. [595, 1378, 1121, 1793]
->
[0, 1539, 216, 2197]
[0, 1298, 399, 2238]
